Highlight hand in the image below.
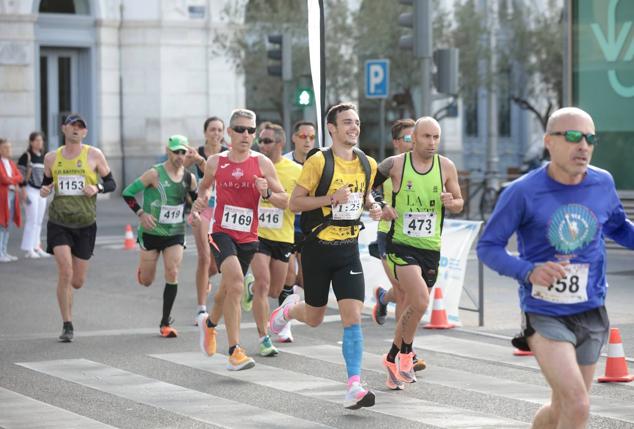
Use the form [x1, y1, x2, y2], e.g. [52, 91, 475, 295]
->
[369, 203, 382, 221]
[529, 260, 570, 286]
[139, 212, 157, 230]
[193, 195, 209, 212]
[441, 192, 454, 209]
[331, 185, 351, 205]
[40, 184, 53, 198]
[190, 210, 201, 228]
[83, 184, 99, 197]
[381, 205, 398, 221]
[253, 175, 269, 197]
[19, 189, 27, 204]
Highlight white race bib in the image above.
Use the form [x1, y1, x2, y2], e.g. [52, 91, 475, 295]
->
[258, 206, 284, 229]
[57, 175, 85, 196]
[159, 204, 184, 224]
[332, 192, 363, 220]
[531, 263, 589, 304]
[403, 211, 436, 237]
[221, 205, 253, 232]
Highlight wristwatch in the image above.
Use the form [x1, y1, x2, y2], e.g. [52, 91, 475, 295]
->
[97, 183, 104, 193]
[262, 188, 272, 200]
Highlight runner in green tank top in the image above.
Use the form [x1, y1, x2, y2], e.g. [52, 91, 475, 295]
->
[122, 135, 197, 338]
[373, 117, 463, 389]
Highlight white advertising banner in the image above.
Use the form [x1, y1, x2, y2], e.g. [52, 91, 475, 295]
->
[358, 217, 482, 326]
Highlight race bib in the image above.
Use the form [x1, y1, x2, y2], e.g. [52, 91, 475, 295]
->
[332, 192, 363, 220]
[403, 211, 436, 237]
[531, 263, 589, 304]
[258, 206, 283, 229]
[159, 204, 184, 224]
[221, 205, 253, 232]
[57, 175, 85, 196]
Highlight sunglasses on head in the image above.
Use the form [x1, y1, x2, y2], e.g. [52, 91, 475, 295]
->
[549, 130, 598, 146]
[296, 133, 315, 141]
[258, 137, 276, 145]
[171, 149, 187, 155]
[232, 125, 257, 135]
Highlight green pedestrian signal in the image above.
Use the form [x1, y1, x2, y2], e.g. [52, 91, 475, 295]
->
[295, 87, 313, 107]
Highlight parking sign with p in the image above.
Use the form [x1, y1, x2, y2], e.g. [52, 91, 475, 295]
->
[365, 59, 390, 99]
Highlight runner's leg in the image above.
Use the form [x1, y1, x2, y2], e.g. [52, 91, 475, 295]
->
[251, 252, 272, 337]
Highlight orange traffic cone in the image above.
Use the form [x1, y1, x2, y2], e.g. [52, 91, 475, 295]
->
[513, 349, 534, 357]
[598, 328, 633, 383]
[424, 287, 455, 329]
[124, 224, 136, 250]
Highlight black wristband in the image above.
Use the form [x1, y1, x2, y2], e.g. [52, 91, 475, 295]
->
[42, 175, 53, 186]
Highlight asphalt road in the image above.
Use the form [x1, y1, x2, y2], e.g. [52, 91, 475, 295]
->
[1, 196, 634, 428]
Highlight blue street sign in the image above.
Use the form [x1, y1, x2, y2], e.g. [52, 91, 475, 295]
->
[365, 59, 390, 99]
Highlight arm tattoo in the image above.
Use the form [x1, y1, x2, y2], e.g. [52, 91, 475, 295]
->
[378, 157, 394, 177]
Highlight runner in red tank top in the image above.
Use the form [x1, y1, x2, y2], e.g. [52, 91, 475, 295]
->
[192, 108, 287, 371]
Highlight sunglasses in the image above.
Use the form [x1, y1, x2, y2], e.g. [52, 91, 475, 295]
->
[258, 137, 276, 145]
[232, 126, 257, 135]
[171, 149, 187, 155]
[296, 133, 315, 141]
[398, 134, 412, 143]
[549, 130, 598, 146]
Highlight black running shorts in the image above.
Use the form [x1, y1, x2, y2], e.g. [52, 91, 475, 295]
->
[301, 239, 365, 307]
[210, 232, 258, 276]
[257, 237, 293, 262]
[386, 243, 440, 288]
[46, 221, 97, 260]
[139, 233, 185, 252]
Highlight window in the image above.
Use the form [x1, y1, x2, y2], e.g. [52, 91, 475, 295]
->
[39, 0, 90, 15]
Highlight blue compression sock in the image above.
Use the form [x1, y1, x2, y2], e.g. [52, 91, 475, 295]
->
[342, 324, 363, 379]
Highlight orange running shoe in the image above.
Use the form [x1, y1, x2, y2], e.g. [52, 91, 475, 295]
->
[227, 346, 255, 371]
[196, 312, 216, 356]
[396, 352, 417, 383]
[160, 325, 178, 338]
[383, 355, 405, 390]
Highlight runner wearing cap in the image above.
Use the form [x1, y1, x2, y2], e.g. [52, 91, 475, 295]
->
[40, 113, 117, 342]
[122, 135, 197, 337]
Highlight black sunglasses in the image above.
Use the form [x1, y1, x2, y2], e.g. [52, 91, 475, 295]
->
[258, 137, 276, 145]
[549, 130, 598, 146]
[171, 149, 187, 155]
[232, 126, 257, 135]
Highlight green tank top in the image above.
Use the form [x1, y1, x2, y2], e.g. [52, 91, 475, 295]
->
[139, 164, 188, 237]
[49, 145, 98, 227]
[377, 177, 393, 233]
[389, 152, 443, 251]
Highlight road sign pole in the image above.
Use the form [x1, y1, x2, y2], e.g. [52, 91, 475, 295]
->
[379, 99, 386, 160]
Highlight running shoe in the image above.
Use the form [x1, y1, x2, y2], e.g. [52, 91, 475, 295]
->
[269, 293, 300, 335]
[372, 286, 388, 325]
[6, 254, 17, 261]
[413, 354, 427, 372]
[197, 312, 216, 356]
[25, 249, 40, 258]
[160, 324, 178, 338]
[58, 325, 73, 342]
[343, 382, 375, 410]
[36, 248, 51, 258]
[242, 273, 254, 312]
[227, 346, 255, 371]
[0, 255, 11, 263]
[396, 352, 417, 383]
[275, 320, 293, 343]
[382, 354, 405, 390]
[259, 335, 279, 357]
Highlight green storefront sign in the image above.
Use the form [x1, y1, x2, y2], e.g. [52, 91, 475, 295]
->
[572, 0, 634, 188]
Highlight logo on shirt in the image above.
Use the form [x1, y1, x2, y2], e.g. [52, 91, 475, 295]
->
[76, 160, 82, 168]
[231, 168, 244, 179]
[547, 204, 597, 253]
[220, 163, 230, 169]
[405, 180, 413, 191]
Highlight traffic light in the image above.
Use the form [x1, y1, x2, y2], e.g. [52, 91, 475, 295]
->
[294, 87, 313, 107]
[433, 48, 459, 95]
[398, 0, 431, 59]
[267, 33, 292, 81]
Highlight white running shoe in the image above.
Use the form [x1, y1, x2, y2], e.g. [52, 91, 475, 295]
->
[276, 320, 294, 343]
[25, 250, 40, 259]
[343, 382, 375, 410]
[36, 248, 51, 258]
[269, 293, 300, 335]
[0, 255, 11, 263]
[6, 254, 17, 261]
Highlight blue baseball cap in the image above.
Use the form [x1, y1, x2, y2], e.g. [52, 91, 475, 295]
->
[63, 114, 87, 128]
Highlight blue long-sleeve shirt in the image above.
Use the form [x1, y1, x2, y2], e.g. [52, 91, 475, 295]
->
[477, 165, 634, 316]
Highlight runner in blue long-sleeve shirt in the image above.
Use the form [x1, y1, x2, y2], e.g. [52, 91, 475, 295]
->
[478, 107, 634, 428]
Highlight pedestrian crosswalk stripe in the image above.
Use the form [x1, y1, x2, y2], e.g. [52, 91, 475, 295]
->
[16, 359, 331, 429]
[414, 335, 541, 370]
[0, 386, 116, 429]
[152, 352, 528, 428]
[284, 344, 634, 424]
